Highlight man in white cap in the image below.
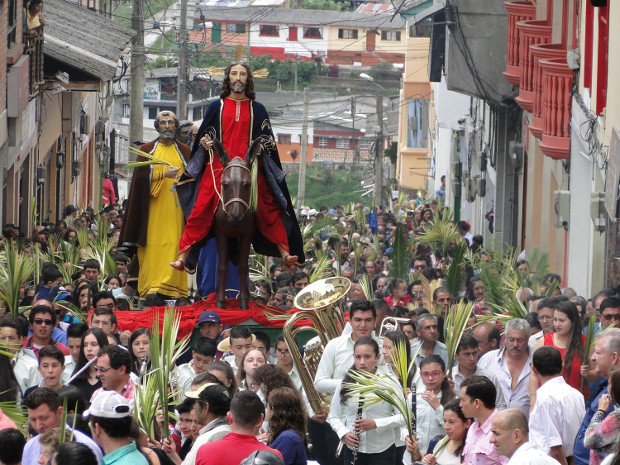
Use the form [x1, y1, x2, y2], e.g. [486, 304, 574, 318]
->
[85, 390, 148, 465]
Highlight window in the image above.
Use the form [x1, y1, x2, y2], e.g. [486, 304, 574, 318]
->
[303, 27, 322, 39]
[259, 25, 279, 37]
[226, 23, 246, 34]
[122, 104, 130, 118]
[358, 139, 373, 148]
[148, 106, 158, 119]
[278, 134, 292, 145]
[406, 99, 429, 149]
[318, 137, 328, 147]
[338, 29, 358, 39]
[7, 0, 18, 45]
[336, 139, 349, 149]
[381, 30, 401, 41]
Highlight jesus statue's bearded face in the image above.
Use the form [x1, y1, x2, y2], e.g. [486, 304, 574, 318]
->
[229, 64, 248, 94]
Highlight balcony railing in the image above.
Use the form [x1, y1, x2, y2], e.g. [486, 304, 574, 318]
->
[538, 58, 572, 160]
[503, 1, 536, 87]
[514, 20, 552, 112]
[25, 35, 44, 94]
[528, 43, 566, 140]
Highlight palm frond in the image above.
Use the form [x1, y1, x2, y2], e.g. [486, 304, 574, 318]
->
[582, 314, 599, 392]
[443, 300, 474, 378]
[134, 368, 162, 438]
[309, 250, 334, 283]
[389, 224, 410, 280]
[150, 308, 190, 439]
[0, 243, 35, 316]
[443, 241, 468, 297]
[417, 209, 459, 258]
[126, 146, 174, 169]
[249, 254, 271, 284]
[358, 274, 374, 300]
[0, 398, 28, 435]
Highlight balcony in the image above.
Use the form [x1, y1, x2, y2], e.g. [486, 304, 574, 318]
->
[503, 1, 537, 87]
[25, 35, 44, 94]
[514, 20, 552, 112]
[528, 43, 566, 139]
[538, 58, 572, 160]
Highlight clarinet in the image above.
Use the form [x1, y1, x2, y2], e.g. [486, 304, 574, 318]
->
[66, 356, 97, 385]
[411, 383, 417, 437]
[351, 400, 364, 465]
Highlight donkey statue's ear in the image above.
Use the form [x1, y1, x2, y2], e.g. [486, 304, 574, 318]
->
[245, 139, 262, 168]
[212, 139, 230, 166]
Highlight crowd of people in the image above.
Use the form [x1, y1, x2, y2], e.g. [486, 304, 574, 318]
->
[1, 191, 620, 465]
[1, 61, 620, 465]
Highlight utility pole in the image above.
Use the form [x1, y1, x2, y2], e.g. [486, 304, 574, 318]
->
[130, 0, 145, 146]
[297, 88, 309, 209]
[177, 0, 188, 119]
[294, 55, 299, 95]
[374, 91, 384, 207]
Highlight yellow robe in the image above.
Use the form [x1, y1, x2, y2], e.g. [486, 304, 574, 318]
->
[137, 143, 188, 297]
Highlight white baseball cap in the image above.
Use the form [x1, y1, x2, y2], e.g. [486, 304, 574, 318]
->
[83, 391, 131, 419]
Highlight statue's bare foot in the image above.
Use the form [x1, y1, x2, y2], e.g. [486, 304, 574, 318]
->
[169, 259, 185, 270]
[283, 254, 298, 267]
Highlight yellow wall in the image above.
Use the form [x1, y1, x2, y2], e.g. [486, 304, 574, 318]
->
[397, 37, 432, 190]
[326, 26, 406, 53]
[603, 3, 619, 136]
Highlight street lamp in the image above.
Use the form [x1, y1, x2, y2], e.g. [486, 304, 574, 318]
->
[360, 73, 384, 209]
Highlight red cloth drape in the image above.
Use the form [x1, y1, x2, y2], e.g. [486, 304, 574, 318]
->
[112, 295, 314, 337]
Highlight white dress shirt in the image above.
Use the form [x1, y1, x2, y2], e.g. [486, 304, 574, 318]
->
[528, 376, 585, 457]
[314, 334, 357, 394]
[452, 364, 508, 410]
[223, 354, 238, 376]
[507, 441, 561, 465]
[173, 359, 199, 393]
[327, 375, 404, 454]
[478, 347, 532, 418]
[13, 348, 40, 395]
[406, 390, 445, 456]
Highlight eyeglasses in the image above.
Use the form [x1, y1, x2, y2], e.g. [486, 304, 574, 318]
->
[94, 366, 112, 372]
[276, 348, 290, 355]
[538, 315, 553, 320]
[410, 291, 424, 298]
[34, 319, 53, 326]
[413, 265, 426, 271]
[602, 313, 620, 321]
[421, 370, 443, 378]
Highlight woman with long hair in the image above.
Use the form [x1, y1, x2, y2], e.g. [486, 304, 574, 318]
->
[413, 355, 455, 456]
[69, 327, 109, 402]
[266, 387, 308, 465]
[382, 330, 415, 388]
[72, 280, 96, 313]
[236, 348, 266, 392]
[328, 337, 401, 465]
[207, 360, 238, 397]
[406, 399, 472, 465]
[532, 301, 597, 397]
[128, 328, 151, 377]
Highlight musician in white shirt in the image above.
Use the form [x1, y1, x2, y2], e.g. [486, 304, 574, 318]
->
[328, 337, 402, 465]
[313, 300, 377, 465]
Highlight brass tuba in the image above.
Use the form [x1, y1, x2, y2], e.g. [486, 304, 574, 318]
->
[283, 277, 350, 414]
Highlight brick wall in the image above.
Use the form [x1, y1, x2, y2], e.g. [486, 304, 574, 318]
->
[313, 148, 370, 162]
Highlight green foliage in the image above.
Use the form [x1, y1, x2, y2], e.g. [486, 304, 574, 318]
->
[385, 142, 398, 165]
[444, 301, 474, 378]
[389, 224, 411, 280]
[0, 242, 35, 316]
[301, 0, 346, 10]
[370, 61, 395, 80]
[443, 241, 468, 297]
[194, 48, 229, 69]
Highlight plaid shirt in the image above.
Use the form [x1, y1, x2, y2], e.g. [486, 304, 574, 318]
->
[91, 378, 136, 411]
